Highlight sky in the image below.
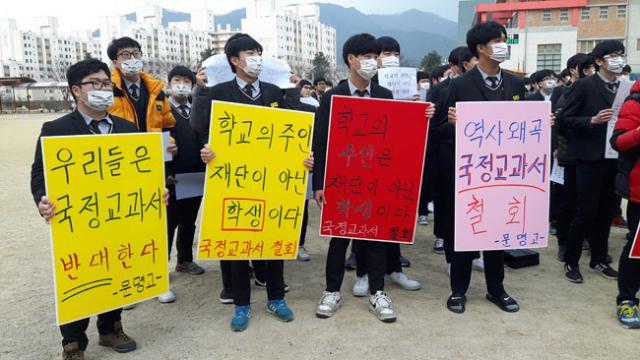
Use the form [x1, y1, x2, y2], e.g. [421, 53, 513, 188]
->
[2, 0, 460, 35]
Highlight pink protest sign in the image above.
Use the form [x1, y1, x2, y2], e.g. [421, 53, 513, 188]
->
[455, 101, 551, 251]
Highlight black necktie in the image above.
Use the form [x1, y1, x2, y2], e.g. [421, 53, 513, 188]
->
[487, 76, 498, 88]
[355, 89, 368, 97]
[606, 82, 619, 93]
[179, 104, 189, 118]
[89, 119, 106, 134]
[243, 83, 253, 98]
[129, 84, 139, 99]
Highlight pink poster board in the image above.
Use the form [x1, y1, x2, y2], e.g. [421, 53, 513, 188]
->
[455, 101, 551, 251]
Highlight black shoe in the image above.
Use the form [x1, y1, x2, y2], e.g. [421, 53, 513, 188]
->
[605, 254, 613, 264]
[556, 246, 567, 262]
[486, 293, 519, 313]
[446, 293, 466, 314]
[564, 264, 584, 283]
[549, 222, 557, 235]
[254, 279, 290, 292]
[399, 255, 411, 267]
[220, 288, 233, 304]
[589, 262, 618, 280]
[345, 253, 357, 270]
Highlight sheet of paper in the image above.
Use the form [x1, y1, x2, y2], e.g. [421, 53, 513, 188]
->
[605, 81, 635, 159]
[175, 172, 206, 200]
[162, 131, 172, 162]
[202, 54, 294, 89]
[377, 67, 418, 100]
[550, 161, 564, 185]
[418, 89, 427, 102]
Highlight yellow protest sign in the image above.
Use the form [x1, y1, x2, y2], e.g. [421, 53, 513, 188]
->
[41, 133, 168, 325]
[198, 101, 314, 260]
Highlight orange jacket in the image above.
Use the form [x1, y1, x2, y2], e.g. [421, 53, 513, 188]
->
[109, 70, 175, 132]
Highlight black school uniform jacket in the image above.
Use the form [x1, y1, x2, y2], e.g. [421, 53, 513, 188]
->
[169, 104, 206, 175]
[311, 81, 394, 191]
[30, 110, 139, 205]
[557, 74, 617, 161]
[525, 92, 545, 101]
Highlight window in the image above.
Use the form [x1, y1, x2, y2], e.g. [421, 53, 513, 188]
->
[637, 38, 640, 52]
[599, 6, 608, 20]
[560, 8, 569, 22]
[537, 44, 562, 72]
[543, 9, 551, 22]
[618, 5, 626, 19]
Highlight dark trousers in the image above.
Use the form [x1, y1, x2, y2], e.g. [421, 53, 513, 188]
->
[167, 195, 201, 263]
[60, 309, 122, 350]
[565, 159, 617, 267]
[450, 250, 505, 297]
[232, 260, 285, 306]
[355, 242, 402, 277]
[549, 182, 562, 223]
[555, 165, 577, 247]
[618, 201, 640, 305]
[326, 237, 386, 295]
[299, 201, 309, 247]
[220, 259, 268, 291]
[435, 163, 456, 263]
[418, 148, 436, 216]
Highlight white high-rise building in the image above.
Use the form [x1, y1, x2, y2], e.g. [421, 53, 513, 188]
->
[241, 1, 337, 68]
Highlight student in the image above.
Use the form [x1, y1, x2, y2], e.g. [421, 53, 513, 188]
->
[156, 66, 207, 304]
[458, 48, 479, 74]
[417, 71, 430, 91]
[192, 33, 310, 332]
[558, 40, 625, 283]
[312, 77, 327, 102]
[526, 69, 557, 101]
[299, 79, 320, 107]
[523, 77, 532, 95]
[106, 37, 176, 139]
[620, 65, 632, 81]
[325, 81, 334, 90]
[430, 65, 448, 87]
[313, 33, 396, 322]
[558, 68, 570, 86]
[529, 71, 540, 94]
[441, 21, 526, 314]
[610, 77, 640, 329]
[30, 59, 164, 360]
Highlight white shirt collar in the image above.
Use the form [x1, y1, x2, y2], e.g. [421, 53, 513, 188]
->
[77, 108, 113, 125]
[122, 77, 141, 91]
[477, 65, 502, 82]
[541, 90, 552, 101]
[596, 71, 615, 84]
[169, 96, 191, 109]
[236, 76, 260, 92]
[347, 79, 371, 97]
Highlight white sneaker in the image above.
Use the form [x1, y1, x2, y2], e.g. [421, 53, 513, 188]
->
[446, 263, 451, 277]
[369, 291, 396, 322]
[473, 257, 485, 272]
[428, 201, 434, 213]
[386, 271, 421, 290]
[157, 290, 176, 303]
[297, 246, 310, 261]
[419, 215, 429, 226]
[122, 303, 136, 310]
[316, 291, 342, 318]
[353, 274, 369, 297]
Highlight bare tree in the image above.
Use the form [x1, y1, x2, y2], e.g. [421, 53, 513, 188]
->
[289, 60, 315, 82]
[47, 57, 74, 109]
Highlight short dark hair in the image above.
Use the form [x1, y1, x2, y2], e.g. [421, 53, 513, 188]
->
[567, 53, 585, 70]
[458, 47, 475, 66]
[299, 79, 312, 88]
[430, 64, 448, 82]
[342, 33, 381, 66]
[535, 69, 558, 83]
[417, 71, 429, 82]
[224, 33, 263, 73]
[107, 37, 141, 61]
[448, 46, 467, 67]
[467, 21, 507, 58]
[529, 71, 539, 83]
[578, 53, 594, 78]
[592, 40, 625, 70]
[378, 36, 400, 54]
[623, 64, 632, 73]
[559, 68, 570, 80]
[67, 59, 111, 101]
[522, 77, 531, 85]
[313, 77, 326, 86]
[168, 65, 195, 84]
[326, 81, 334, 87]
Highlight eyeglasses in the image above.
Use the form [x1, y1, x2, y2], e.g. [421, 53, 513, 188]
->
[79, 81, 113, 90]
[302, 86, 312, 90]
[117, 50, 143, 59]
[604, 54, 627, 61]
[316, 82, 326, 86]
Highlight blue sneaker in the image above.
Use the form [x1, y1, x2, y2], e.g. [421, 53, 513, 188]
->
[267, 299, 294, 322]
[231, 306, 251, 332]
[618, 300, 640, 329]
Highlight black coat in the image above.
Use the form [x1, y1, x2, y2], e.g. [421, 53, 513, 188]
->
[169, 104, 206, 175]
[30, 110, 139, 205]
[311, 80, 394, 190]
[557, 74, 616, 161]
[525, 92, 545, 101]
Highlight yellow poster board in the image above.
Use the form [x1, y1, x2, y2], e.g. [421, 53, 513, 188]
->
[198, 101, 314, 260]
[41, 133, 168, 325]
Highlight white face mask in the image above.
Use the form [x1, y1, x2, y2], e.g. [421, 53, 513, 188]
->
[355, 58, 378, 80]
[419, 82, 430, 90]
[120, 59, 143, 76]
[171, 84, 191, 98]
[543, 79, 557, 92]
[82, 90, 114, 112]
[487, 42, 508, 63]
[380, 56, 400, 68]
[618, 75, 630, 82]
[525, 85, 532, 92]
[240, 56, 263, 78]
[440, 77, 447, 82]
[605, 57, 626, 74]
[591, 68, 596, 75]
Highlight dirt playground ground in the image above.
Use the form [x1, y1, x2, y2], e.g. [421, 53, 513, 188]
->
[1, 113, 638, 360]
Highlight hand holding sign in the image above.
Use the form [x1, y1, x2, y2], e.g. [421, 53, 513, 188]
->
[201, 54, 296, 89]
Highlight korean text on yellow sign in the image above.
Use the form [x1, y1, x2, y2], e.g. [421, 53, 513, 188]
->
[198, 101, 314, 260]
[42, 133, 168, 325]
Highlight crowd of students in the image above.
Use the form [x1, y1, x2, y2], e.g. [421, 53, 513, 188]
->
[29, 20, 640, 360]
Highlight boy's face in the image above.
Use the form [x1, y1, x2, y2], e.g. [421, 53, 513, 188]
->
[348, 53, 379, 71]
[583, 65, 595, 77]
[595, 51, 625, 72]
[463, 57, 479, 72]
[169, 75, 194, 89]
[72, 70, 112, 104]
[315, 80, 326, 93]
[301, 84, 313, 97]
[477, 33, 507, 58]
[231, 49, 262, 69]
[112, 46, 142, 72]
[377, 50, 400, 67]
